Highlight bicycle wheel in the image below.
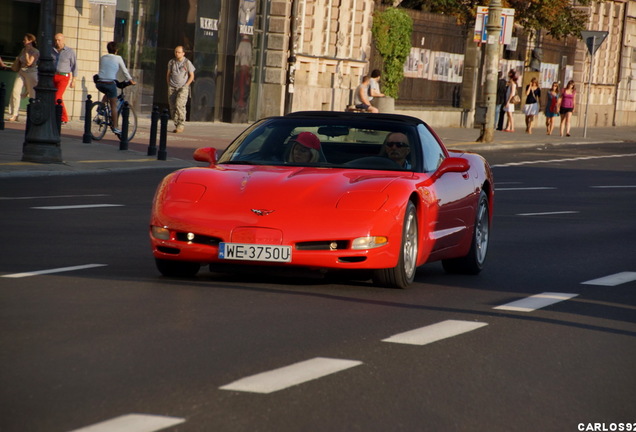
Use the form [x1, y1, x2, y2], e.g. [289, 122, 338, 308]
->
[121, 105, 138, 142]
[89, 102, 109, 141]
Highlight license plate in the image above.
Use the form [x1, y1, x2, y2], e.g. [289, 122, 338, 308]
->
[218, 243, 292, 263]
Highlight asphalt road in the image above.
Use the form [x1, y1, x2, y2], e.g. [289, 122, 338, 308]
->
[1, 142, 635, 432]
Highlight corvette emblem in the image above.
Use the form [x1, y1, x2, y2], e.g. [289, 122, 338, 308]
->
[251, 209, 275, 216]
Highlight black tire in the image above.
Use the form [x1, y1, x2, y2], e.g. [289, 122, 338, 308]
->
[120, 105, 138, 142]
[442, 190, 490, 274]
[89, 101, 108, 141]
[372, 201, 418, 289]
[155, 258, 200, 277]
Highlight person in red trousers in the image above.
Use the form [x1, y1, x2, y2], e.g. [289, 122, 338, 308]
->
[52, 33, 77, 124]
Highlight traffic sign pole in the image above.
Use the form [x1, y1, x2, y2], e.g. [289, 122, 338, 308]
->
[581, 31, 608, 138]
[583, 36, 595, 138]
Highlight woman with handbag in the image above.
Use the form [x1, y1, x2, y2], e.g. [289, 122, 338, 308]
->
[7, 33, 39, 122]
[523, 77, 541, 134]
[503, 69, 519, 132]
[544, 82, 560, 135]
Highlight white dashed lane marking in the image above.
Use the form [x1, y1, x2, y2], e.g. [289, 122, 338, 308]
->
[382, 320, 488, 346]
[219, 357, 363, 394]
[581, 272, 636, 286]
[494, 292, 579, 312]
[516, 211, 579, 217]
[492, 153, 636, 168]
[590, 185, 636, 189]
[67, 413, 185, 432]
[2, 264, 108, 278]
[0, 194, 109, 200]
[31, 204, 124, 210]
[496, 187, 556, 191]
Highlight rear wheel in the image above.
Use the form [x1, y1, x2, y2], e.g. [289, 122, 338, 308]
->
[89, 101, 108, 141]
[155, 258, 200, 277]
[442, 190, 490, 274]
[372, 201, 418, 289]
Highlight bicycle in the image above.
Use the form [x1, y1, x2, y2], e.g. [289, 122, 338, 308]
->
[89, 80, 138, 141]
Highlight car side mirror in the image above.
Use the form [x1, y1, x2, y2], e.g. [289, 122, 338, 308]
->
[193, 147, 218, 165]
[434, 157, 470, 179]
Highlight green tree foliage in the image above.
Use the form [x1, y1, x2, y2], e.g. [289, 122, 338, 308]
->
[389, 0, 594, 40]
[371, 7, 413, 98]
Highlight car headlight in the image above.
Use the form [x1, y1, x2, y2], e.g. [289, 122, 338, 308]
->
[151, 226, 171, 240]
[352, 236, 388, 250]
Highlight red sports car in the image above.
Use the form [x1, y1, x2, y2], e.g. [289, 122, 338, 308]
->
[150, 111, 493, 288]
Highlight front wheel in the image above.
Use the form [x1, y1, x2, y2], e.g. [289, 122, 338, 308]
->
[120, 105, 138, 142]
[442, 190, 490, 274]
[372, 201, 418, 289]
[89, 101, 108, 141]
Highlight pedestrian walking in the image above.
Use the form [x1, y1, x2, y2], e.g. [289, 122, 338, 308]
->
[167, 46, 195, 133]
[503, 70, 518, 132]
[6, 33, 39, 122]
[544, 81, 560, 135]
[52, 33, 78, 124]
[523, 77, 541, 134]
[559, 80, 576, 137]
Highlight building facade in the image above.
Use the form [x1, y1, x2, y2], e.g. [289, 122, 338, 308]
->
[0, 0, 377, 124]
[1, 0, 634, 128]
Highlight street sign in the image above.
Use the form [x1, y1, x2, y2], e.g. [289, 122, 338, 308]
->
[474, 6, 515, 45]
[88, 0, 117, 5]
[581, 30, 608, 55]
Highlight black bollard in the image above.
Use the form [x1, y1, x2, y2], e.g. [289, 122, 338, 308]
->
[119, 101, 129, 150]
[147, 105, 159, 156]
[55, 99, 63, 133]
[158, 108, 169, 161]
[82, 95, 92, 143]
[0, 82, 5, 131]
[23, 98, 34, 144]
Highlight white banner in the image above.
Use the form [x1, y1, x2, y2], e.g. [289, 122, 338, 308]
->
[89, 0, 117, 5]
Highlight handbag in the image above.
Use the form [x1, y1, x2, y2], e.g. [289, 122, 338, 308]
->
[10, 58, 21, 72]
[511, 94, 521, 104]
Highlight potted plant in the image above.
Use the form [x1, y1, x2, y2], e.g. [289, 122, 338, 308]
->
[371, 7, 413, 111]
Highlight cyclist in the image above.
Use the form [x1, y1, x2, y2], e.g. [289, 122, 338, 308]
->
[95, 41, 135, 136]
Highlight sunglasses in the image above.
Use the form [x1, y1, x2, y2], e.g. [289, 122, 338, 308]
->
[385, 141, 409, 149]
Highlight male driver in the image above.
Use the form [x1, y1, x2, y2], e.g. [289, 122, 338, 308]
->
[382, 132, 411, 169]
[52, 33, 77, 124]
[167, 46, 195, 133]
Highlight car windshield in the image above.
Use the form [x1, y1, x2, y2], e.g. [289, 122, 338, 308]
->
[217, 117, 420, 171]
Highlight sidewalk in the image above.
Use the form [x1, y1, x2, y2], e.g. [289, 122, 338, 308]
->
[1, 114, 634, 177]
[0, 117, 250, 178]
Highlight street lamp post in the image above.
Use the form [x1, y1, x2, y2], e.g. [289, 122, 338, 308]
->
[477, 0, 503, 143]
[22, 0, 62, 163]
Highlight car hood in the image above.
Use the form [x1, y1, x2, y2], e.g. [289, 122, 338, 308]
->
[177, 165, 412, 208]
